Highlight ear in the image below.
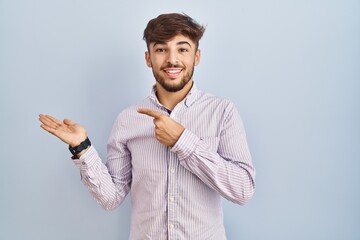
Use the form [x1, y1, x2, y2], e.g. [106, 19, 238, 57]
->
[194, 49, 201, 66]
[145, 51, 152, 67]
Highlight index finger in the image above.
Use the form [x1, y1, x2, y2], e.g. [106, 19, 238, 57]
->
[39, 114, 62, 126]
[137, 108, 164, 118]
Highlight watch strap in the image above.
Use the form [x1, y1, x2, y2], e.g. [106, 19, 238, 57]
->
[69, 137, 91, 156]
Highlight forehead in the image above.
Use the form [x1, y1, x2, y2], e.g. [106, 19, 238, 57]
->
[150, 34, 196, 48]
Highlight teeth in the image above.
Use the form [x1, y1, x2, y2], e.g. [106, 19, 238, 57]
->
[166, 69, 181, 74]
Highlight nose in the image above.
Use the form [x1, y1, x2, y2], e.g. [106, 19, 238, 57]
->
[166, 50, 178, 65]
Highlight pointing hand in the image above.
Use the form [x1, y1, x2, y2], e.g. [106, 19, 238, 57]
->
[137, 108, 185, 147]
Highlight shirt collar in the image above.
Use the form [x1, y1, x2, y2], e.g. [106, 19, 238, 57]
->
[184, 82, 199, 107]
[150, 85, 161, 106]
[149, 82, 199, 108]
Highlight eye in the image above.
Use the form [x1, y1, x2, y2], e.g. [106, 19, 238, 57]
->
[155, 48, 165, 53]
[179, 48, 189, 53]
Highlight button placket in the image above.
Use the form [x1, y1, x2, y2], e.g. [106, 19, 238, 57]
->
[167, 105, 183, 239]
[167, 150, 178, 238]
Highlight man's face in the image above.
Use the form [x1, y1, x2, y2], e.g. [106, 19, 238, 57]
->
[145, 34, 200, 92]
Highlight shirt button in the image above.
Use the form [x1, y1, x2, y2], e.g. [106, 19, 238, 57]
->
[169, 224, 174, 229]
[81, 161, 86, 165]
[170, 168, 175, 173]
[170, 196, 175, 202]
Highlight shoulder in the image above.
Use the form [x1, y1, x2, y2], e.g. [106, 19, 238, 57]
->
[196, 90, 236, 111]
[113, 97, 153, 124]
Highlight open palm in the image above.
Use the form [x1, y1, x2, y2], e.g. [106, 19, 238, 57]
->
[39, 114, 87, 147]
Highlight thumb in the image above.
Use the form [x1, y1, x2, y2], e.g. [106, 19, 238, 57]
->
[63, 119, 75, 126]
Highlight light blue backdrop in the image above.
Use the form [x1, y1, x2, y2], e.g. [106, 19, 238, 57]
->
[1, 0, 359, 239]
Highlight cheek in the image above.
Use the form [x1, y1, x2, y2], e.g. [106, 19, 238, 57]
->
[151, 61, 162, 70]
[150, 57, 165, 68]
[183, 58, 196, 68]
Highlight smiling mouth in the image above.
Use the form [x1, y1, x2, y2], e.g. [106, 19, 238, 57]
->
[163, 68, 182, 79]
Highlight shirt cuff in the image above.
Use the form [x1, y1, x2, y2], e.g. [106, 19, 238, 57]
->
[171, 129, 200, 160]
[72, 145, 100, 170]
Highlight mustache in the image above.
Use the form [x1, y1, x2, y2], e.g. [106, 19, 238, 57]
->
[160, 63, 185, 70]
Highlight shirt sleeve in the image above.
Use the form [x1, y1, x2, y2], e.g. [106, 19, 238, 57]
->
[171, 102, 256, 205]
[72, 118, 132, 211]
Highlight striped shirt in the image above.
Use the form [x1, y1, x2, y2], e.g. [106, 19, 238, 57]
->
[73, 84, 256, 240]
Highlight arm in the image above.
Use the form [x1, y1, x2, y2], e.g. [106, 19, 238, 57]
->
[73, 144, 131, 210]
[137, 104, 256, 205]
[171, 103, 256, 205]
[39, 114, 131, 210]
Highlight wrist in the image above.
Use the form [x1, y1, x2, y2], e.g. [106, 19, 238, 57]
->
[76, 145, 90, 158]
[69, 137, 91, 158]
[69, 136, 87, 148]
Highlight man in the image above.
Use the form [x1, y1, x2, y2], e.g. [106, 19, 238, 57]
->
[39, 13, 255, 240]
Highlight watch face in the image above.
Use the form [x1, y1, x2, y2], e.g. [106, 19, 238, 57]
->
[75, 146, 81, 152]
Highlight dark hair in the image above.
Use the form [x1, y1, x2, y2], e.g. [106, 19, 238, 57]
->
[143, 13, 205, 49]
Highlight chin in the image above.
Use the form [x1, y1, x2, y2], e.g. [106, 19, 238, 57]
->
[154, 72, 193, 92]
[163, 84, 185, 92]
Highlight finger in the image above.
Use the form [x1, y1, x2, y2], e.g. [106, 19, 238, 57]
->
[47, 115, 63, 125]
[137, 108, 164, 118]
[40, 123, 57, 134]
[39, 114, 60, 129]
[153, 119, 160, 129]
[39, 114, 61, 126]
[40, 124, 68, 142]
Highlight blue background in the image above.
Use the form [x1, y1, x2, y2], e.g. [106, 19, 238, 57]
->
[1, 0, 359, 239]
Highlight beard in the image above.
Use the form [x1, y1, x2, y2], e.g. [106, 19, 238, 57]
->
[152, 63, 195, 92]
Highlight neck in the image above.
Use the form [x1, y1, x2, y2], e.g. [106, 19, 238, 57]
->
[156, 80, 193, 110]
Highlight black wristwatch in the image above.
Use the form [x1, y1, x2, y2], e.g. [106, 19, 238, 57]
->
[69, 137, 91, 156]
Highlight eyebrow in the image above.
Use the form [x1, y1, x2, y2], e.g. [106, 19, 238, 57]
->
[153, 41, 166, 47]
[152, 41, 192, 48]
[177, 41, 192, 48]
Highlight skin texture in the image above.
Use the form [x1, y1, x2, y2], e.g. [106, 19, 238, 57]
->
[39, 34, 200, 153]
